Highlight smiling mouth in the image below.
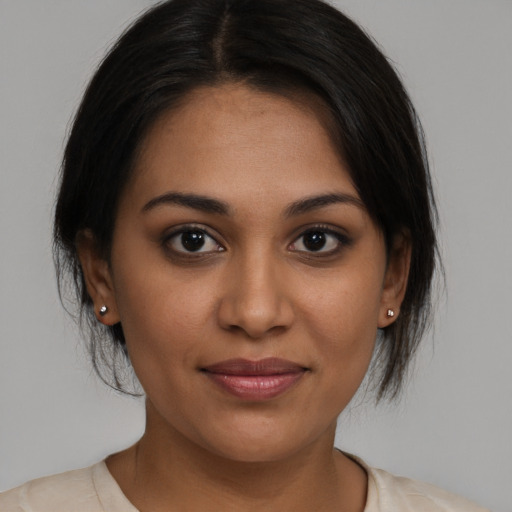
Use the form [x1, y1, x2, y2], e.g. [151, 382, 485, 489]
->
[201, 358, 308, 401]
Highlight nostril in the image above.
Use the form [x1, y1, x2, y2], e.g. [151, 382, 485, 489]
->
[223, 323, 287, 339]
[216, 272, 295, 338]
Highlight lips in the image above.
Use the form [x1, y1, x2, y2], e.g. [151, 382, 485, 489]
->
[201, 358, 307, 400]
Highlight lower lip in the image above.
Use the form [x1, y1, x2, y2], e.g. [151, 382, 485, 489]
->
[204, 372, 305, 401]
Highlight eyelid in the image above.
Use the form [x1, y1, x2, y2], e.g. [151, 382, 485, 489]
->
[290, 223, 351, 241]
[161, 224, 225, 255]
[159, 222, 351, 259]
[288, 224, 352, 255]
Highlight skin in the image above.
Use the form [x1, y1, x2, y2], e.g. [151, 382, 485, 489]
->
[78, 84, 410, 512]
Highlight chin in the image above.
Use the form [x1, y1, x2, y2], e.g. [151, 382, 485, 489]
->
[197, 417, 328, 464]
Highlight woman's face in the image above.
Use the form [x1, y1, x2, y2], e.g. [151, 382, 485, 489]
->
[84, 84, 407, 462]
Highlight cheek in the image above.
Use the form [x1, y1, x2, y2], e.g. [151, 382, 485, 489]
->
[111, 255, 220, 373]
[294, 263, 383, 395]
[298, 267, 383, 348]
[305, 289, 378, 413]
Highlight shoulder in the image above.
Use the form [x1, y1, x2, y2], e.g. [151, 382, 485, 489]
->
[0, 461, 136, 512]
[360, 460, 490, 512]
[0, 464, 98, 512]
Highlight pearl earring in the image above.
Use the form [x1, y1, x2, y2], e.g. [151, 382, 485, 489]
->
[99, 305, 108, 316]
[386, 309, 395, 318]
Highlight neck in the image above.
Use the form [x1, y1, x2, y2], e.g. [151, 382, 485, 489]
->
[106, 402, 367, 512]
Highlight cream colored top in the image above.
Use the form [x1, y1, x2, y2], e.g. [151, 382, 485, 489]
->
[0, 458, 489, 512]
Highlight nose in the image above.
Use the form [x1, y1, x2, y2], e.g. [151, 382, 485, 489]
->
[217, 251, 294, 339]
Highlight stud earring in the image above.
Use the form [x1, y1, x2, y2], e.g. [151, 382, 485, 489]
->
[386, 309, 395, 318]
[99, 305, 108, 316]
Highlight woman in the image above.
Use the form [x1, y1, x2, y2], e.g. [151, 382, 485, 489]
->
[0, 0, 490, 510]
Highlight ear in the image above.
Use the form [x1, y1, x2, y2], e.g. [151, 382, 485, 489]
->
[76, 230, 120, 326]
[378, 231, 411, 328]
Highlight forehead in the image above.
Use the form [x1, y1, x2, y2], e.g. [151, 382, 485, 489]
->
[126, 84, 358, 209]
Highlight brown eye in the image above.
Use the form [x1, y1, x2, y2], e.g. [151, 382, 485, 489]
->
[289, 228, 348, 254]
[302, 231, 327, 251]
[166, 228, 223, 254]
[181, 231, 206, 251]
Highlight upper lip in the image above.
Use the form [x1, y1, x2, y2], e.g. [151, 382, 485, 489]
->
[202, 358, 307, 376]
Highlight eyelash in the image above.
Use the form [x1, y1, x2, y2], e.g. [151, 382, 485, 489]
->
[288, 225, 352, 257]
[161, 224, 351, 260]
[161, 225, 225, 259]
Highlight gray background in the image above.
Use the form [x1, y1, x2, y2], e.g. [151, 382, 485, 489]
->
[1, 1, 510, 510]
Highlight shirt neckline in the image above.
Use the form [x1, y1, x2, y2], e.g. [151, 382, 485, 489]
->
[93, 454, 379, 512]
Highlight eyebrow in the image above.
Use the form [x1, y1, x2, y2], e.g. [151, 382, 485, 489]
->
[141, 192, 230, 215]
[284, 193, 365, 217]
[141, 191, 364, 217]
